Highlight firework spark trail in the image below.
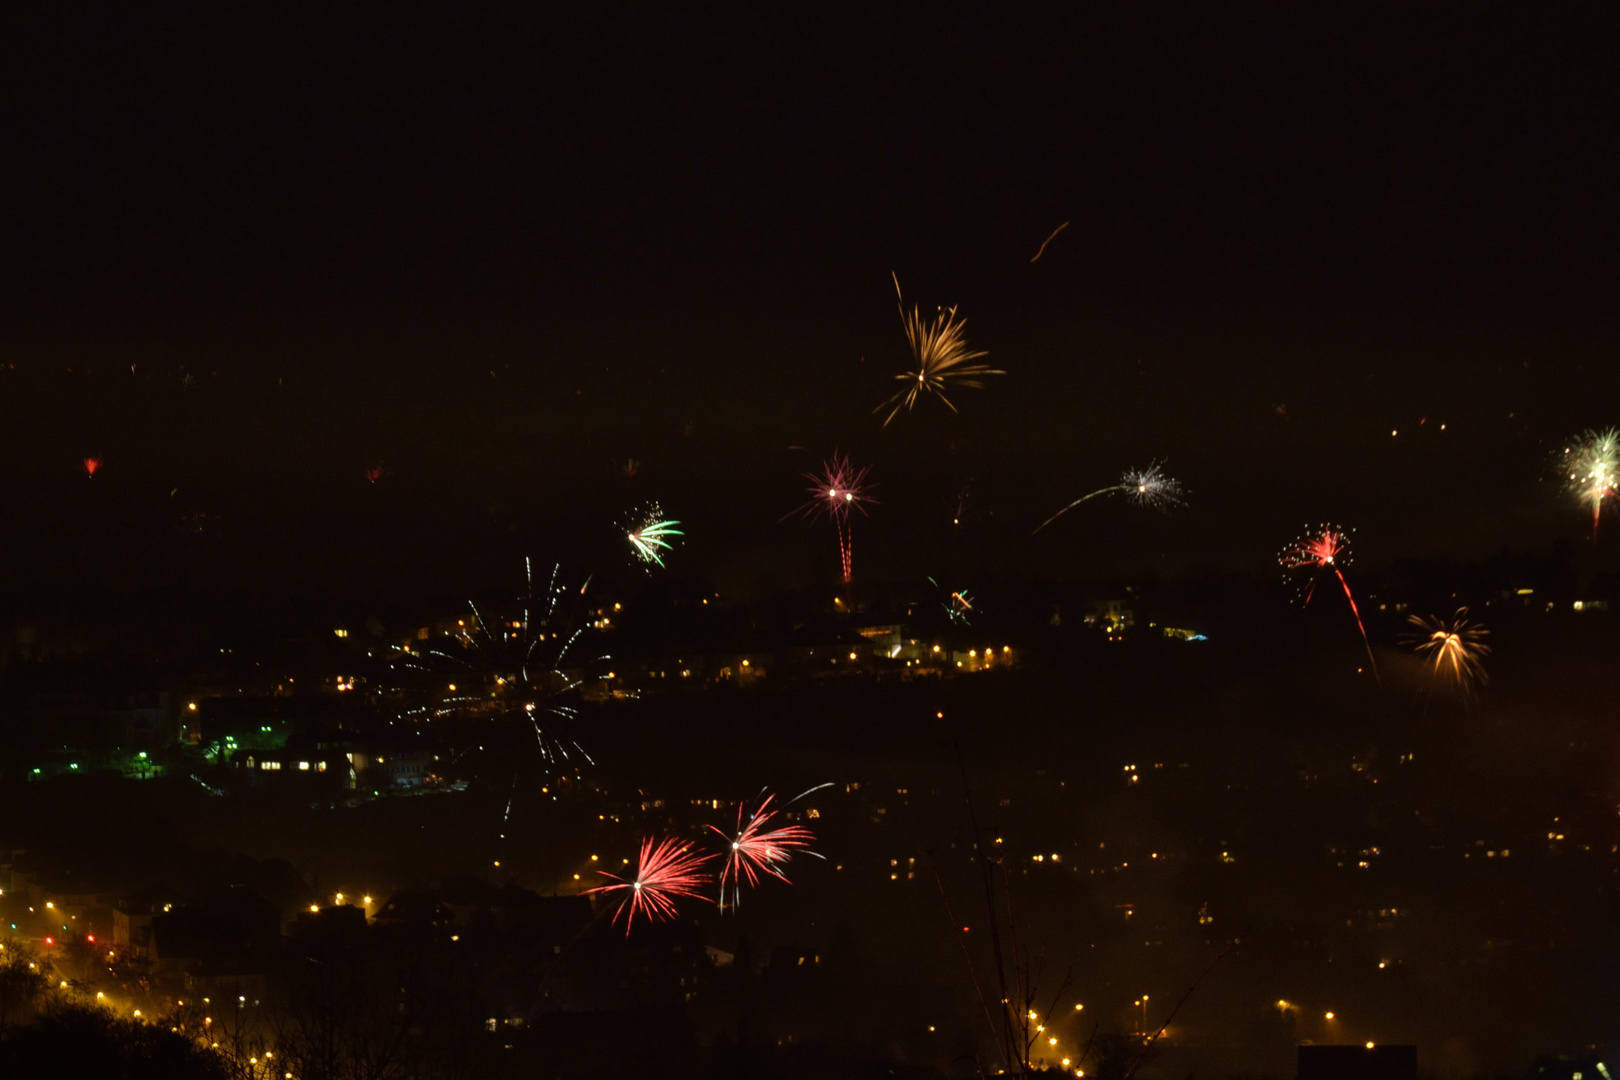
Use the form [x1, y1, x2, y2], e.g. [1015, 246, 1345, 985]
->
[1279, 525, 1380, 681]
[1404, 609, 1490, 695]
[523, 556, 534, 641]
[878, 274, 1004, 426]
[1029, 221, 1070, 263]
[1033, 461, 1186, 534]
[790, 453, 876, 584]
[499, 769, 518, 841]
[587, 837, 713, 934]
[953, 479, 972, 527]
[1561, 428, 1620, 539]
[626, 503, 683, 567]
[708, 789, 824, 911]
[836, 519, 852, 584]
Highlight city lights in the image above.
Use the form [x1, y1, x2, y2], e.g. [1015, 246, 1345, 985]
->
[0, 25, 1614, 1078]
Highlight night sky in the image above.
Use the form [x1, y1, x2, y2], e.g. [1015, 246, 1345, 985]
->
[4, 5, 1620, 597]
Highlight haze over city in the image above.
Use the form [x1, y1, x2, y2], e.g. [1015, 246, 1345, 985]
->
[1, 6, 1619, 1079]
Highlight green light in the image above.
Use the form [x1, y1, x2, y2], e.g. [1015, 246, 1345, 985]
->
[31, 768, 40, 774]
[69, 763, 78, 770]
[138, 752, 147, 759]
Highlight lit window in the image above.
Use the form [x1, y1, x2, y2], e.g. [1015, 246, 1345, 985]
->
[261, 761, 280, 771]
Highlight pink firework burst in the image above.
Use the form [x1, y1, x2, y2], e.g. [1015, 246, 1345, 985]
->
[709, 792, 820, 911]
[586, 837, 713, 934]
[792, 452, 876, 584]
[1279, 524, 1379, 681]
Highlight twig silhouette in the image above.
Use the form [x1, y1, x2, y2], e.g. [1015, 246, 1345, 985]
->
[1122, 935, 1243, 1080]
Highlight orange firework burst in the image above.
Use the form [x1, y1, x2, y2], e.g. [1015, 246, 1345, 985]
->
[1404, 609, 1490, 695]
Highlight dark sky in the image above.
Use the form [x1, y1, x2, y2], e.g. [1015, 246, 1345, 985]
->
[3, 4, 1619, 597]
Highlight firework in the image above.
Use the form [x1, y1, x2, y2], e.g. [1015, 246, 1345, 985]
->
[385, 558, 603, 766]
[1033, 460, 1186, 535]
[82, 456, 101, 478]
[792, 453, 876, 584]
[878, 274, 1004, 426]
[365, 463, 390, 483]
[1403, 608, 1489, 695]
[1560, 428, 1620, 538]
[587, 836, 713, 933]
[1278, 525, 1379, 680]
[626, 503, 683, 567]
[1029, 220, 1070, 263]
[952, 478, 973, 527]
[929, 577, 975, 625]
[708, 792, 820, 910]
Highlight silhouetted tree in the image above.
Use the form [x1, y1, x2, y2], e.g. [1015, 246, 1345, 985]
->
[0, 999, 228, 1079]
[0, 942, 51, 1036]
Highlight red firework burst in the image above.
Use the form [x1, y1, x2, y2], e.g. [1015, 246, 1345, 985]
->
[1279, 524, 1379, 680]
[793, 452, 876, 584]
[365, 463, 390, 483]
[709, 793, 818, 910]
[586, 837, 712, 934]
[82, 456, 101, 478]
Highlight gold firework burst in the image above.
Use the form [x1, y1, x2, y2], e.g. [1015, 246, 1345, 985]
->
[1404, 608, 1490, 694]
[878, 273, 1004, 426]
